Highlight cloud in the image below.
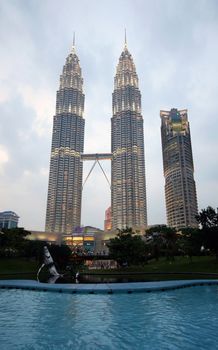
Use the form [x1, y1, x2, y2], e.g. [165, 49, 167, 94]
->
[0, 0, 218, 230]
[0, 145, 9, 174]
[18, 85, 54, 137]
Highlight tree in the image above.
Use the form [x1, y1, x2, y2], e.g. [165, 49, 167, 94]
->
[145, 226, 166, 261]
[23, 240, 46, 262]
[0, 228, 31, 257]
[196, 206, 218, 259]
[107, 227, 147, 266]
[160, 226, 178, 261]
[48, 244, 72, 270]
[196, 206, 218, 229]
[178, 227, 203, 261]
[145, 225, 177, 261]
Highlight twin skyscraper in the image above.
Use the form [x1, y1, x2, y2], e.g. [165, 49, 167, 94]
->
[45, 38, 198, 235]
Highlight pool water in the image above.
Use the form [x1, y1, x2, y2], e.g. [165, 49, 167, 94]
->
[1, 286, 218, 349]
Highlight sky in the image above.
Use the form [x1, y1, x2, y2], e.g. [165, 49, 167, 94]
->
[0, 0, 218, 231]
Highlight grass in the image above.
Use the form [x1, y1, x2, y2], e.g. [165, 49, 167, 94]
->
[85, 256, 218, 280]
[1, 256, 218, 281]
[136, 255, 218, 273]
[0, 258, 39, 279]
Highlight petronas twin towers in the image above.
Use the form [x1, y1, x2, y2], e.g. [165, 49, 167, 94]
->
[111, 42, 147, 230]
[45, 37, 198, 234]
[45, 39, 147, 234]
[46, 45, 85, 234]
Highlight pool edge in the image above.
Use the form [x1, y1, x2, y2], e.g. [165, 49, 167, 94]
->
[0, 279, 218, 294]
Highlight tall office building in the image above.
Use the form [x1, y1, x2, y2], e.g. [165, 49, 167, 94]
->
[160, 108, 198, 229]
[45, 43, 85, 234]
[111, 40, 147, 231]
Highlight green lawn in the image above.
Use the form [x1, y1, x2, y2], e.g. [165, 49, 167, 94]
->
[86, 256, 218, 280]
[1, 256, 218, 281]
[136, 255, 218, 273]
[0, 258, 39, 277]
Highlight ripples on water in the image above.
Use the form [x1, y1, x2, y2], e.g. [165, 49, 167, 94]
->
[0, 286, 218, 349]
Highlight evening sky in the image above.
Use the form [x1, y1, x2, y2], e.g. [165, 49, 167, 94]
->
[0, 0, 218, 230]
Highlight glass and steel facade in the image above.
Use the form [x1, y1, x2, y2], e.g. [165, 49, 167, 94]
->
[111, 44, 147, 231]
[45, 46, 85, 234]
[160, 108, 198, 229]
[0, 211, 19, 229]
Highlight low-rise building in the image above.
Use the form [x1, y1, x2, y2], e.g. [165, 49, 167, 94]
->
[0, 211, 19, 229]
[28, 231, 61, 244]
[27, 226, 117, 254]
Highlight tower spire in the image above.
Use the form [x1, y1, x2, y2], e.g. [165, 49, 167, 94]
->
[72, 32, 76, 53]
[124, 28, 127, 49]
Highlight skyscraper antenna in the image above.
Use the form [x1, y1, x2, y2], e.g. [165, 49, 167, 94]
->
[72, 32, 76, 53]
[124, 28, 127, 48]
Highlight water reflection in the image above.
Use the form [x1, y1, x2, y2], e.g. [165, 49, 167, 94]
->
[40, 274, 154, 284]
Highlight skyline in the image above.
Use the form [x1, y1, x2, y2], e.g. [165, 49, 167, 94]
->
[0, 0, 218, 231]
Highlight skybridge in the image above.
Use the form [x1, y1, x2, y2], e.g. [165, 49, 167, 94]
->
[81, 153, 112, 161]
[81, 153, 112, 190]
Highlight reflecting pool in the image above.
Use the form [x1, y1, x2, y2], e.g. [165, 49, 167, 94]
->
[1, 285, 218, 349]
